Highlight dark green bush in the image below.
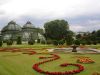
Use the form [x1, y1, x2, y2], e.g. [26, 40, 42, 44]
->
[93, 41, 97, 45]
[28, 40, 35, 45]
[86, 40, 92, 45]
[0, 41, 3, 47]
[59, 40, 65, 45]
[46, 40, 53, 44]
[41, 40, 46, 44]
[7, 40, 13, 45]
[74, 40, 80, 45]
[53, 40, 59, 45]
[37, 39, 40, 43]
[17, 36, 22, 45]
[81, 40, 86, 45]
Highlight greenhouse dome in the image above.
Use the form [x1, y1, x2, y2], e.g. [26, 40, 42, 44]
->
[2, 21, 21, 32]
[1, 21, 22, 41]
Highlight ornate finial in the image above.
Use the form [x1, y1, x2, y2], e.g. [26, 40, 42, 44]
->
[26, 21, 31, 24]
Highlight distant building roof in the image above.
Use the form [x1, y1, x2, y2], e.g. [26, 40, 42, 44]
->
[23, 21, 35, 28]
[1, 21, 22, 32]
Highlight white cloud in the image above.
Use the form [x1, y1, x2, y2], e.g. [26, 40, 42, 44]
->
[70, 19, 100, 32]
[70, 24, 84, 32]
[0, 0, 100, 32]
[0, 0, 100, 18]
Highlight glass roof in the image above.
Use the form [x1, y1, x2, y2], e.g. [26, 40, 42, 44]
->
[23, 21, 35, 28]
[2, 21, 22, 32]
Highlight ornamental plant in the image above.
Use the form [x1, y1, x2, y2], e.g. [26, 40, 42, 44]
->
[77, 56, 95, 63]
[33, 54, 84, 75]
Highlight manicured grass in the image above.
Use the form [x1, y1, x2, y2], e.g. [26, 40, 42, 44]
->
[86, 44, 100, 49]
[0, 44, 100, 75]
[1, 43, 56, 49]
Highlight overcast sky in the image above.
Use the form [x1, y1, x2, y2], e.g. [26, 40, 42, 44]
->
[0, 0, 100, 32]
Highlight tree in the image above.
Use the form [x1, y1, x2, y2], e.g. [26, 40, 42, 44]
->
[17, 36, 22, 45]
[65, 30, 74, 45]
[44, 19, 69, 41]
[0, 36, 3, 47]
[74, 40, 80, 45]
[76, 34, 82, 39]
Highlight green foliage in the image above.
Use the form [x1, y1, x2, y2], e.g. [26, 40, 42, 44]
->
[74, 40, 80, 45]
[44, 19, 69, 40]
[66, 37, 74, 45]
[75, 30, 100, 45]
[37, 39, 40, 43]
[76, 34, 82, 39]
[28, 40, 35, 45]
[17, 36, 22, 45]
[7, 40, 13, 45]
[86, 40, 92, 45]
[41, 40, 46, 44]
[53, 40, 59, 45]
[0, 37, 3, 47]
[0, 41, 3, 47]
[59, 40, 65, 45]
[93, 41, 97, 45]
[81, 40, 86, 45]
[46, 39, 53, 44]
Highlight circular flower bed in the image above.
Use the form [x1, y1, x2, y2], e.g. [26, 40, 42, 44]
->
[76, 56, 95, 63]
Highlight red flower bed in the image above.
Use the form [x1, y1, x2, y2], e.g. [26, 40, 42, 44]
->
[33, 54, 84, 75]
[39, 56, 53, 59]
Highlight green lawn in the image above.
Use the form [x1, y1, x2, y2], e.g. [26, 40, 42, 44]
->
[86, 44, 100, 49]
[0, 44, 100, 75]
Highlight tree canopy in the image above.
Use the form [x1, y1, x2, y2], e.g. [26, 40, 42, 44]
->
[44, 19, 69, 40]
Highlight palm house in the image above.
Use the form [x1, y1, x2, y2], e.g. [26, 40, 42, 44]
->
[1, 21, 45, 42]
